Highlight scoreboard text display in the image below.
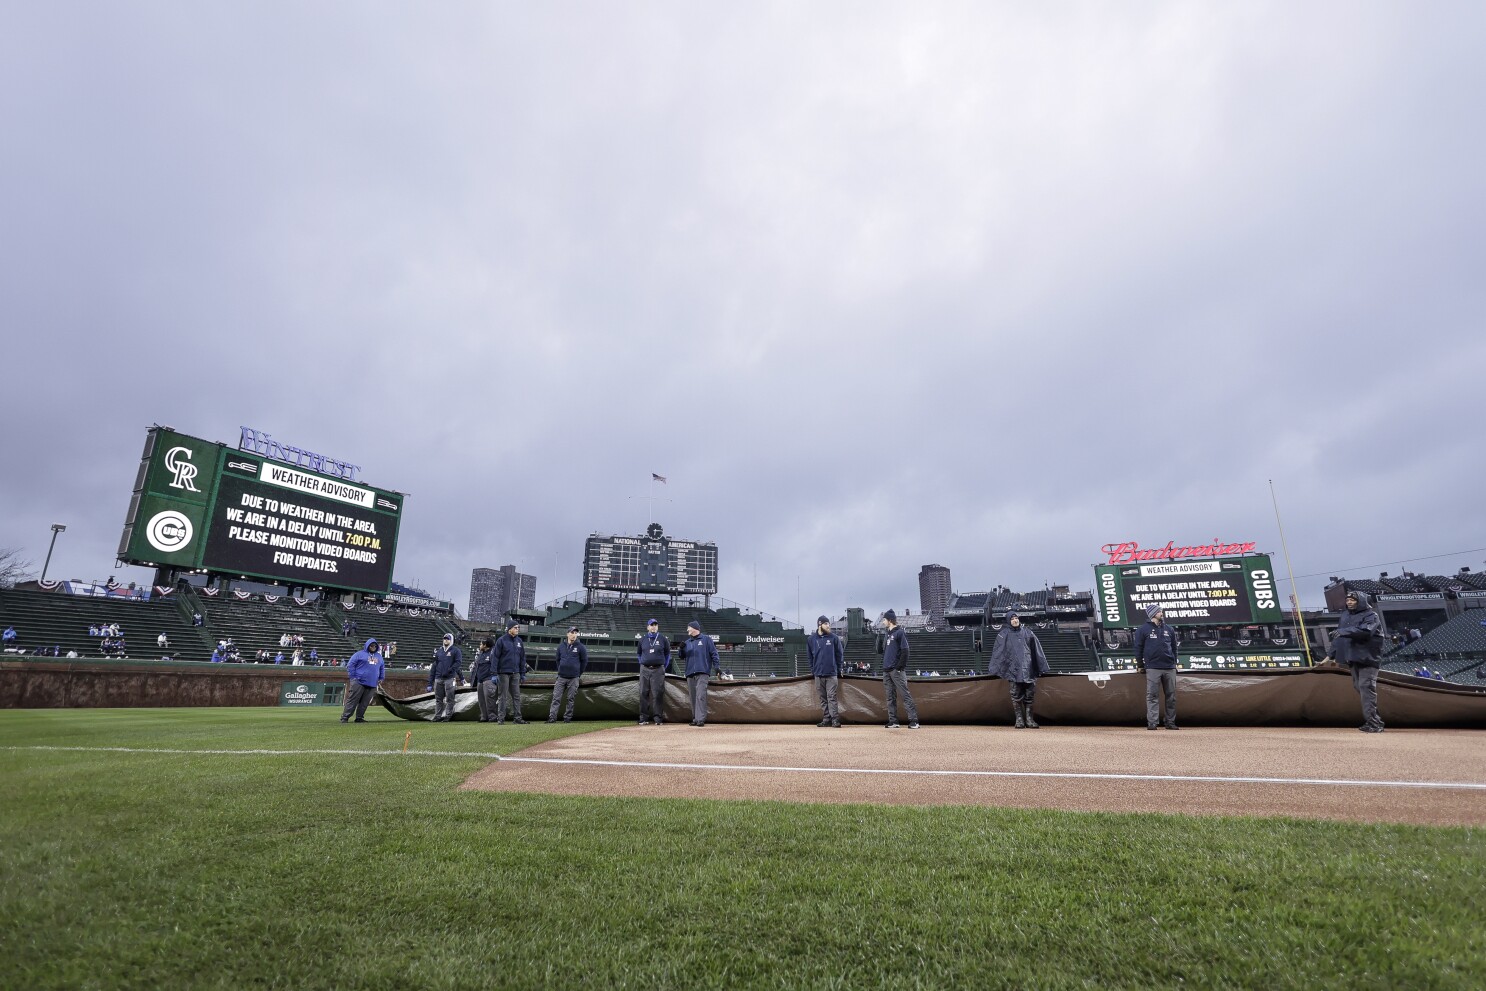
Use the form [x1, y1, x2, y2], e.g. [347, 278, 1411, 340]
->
[1095, 555, 1280, 628]
[119, 427, 403, 594]
[583, 525, 718, 595]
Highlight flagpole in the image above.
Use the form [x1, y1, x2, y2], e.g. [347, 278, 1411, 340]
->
[1269, 479, 1316, 667]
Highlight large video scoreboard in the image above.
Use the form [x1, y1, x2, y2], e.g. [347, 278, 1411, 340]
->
[1094, 554, 1281, 628]
[119, 427, 403, 594]
[583, 523, 718, 595]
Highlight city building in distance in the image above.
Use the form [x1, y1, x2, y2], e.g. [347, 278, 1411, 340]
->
[469, 565, 536, 623]
[919, 564, 952, 625]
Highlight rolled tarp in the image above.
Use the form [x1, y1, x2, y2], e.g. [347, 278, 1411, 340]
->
[377, 668, 1486, 728]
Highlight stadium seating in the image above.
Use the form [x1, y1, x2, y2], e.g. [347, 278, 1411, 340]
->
[342, 605, 462, 668]
[1387, 608, 1486, 659]
[197, 597, 349, 663]
[0, 587, 211, 660]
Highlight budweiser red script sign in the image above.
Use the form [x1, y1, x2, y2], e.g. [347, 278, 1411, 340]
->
[1102, 539, 1257, 565]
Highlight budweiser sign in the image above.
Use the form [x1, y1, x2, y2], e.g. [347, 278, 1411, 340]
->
[1102, 539, 1257, 565]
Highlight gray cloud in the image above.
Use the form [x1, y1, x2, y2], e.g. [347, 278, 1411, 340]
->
[2, 3, 1482, 621]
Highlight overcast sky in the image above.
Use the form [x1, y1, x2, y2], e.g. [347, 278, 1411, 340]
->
[3, 3, 1483, 623]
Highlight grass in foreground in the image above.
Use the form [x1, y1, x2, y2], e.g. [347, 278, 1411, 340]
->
[1, 708, 1482, 990]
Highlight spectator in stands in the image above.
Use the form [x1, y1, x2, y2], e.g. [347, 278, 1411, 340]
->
[548, 627, 589, 723]
[341, 620, 351, 637]
[987, 609, 1050, 729]
[341, 639, 385, 723]
[493, 620, 528, 724]
[108, 623, 120, 638]
[636, 618, 671, 726]
[309, 648, 319, 665]
[291, 649, 303, 666]
[472, 638, 497, 722]
[679, 620, 721, 728]
[428, 633, 464, 722]
[1323, 590, 1385, 733]
[210, 645, 224, 663]
[88, 624, 100, 637]
[274, 651, 285, 664]
[157, 632, 169, 649]
[191, 611, 203, 626]
[880, 610, 919, 729]
[1135, 605, 1180, 730]
[2, 626, 16, 648]
[806, 616, 845, 728]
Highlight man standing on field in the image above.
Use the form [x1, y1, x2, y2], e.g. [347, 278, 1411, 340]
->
[1135, 604, 1180, 730]
[880, 610, 918, 729]
[548, 627, 588, 723]
[637, 618, 670, 725]
[428, 633, 464, 722]
[1325, 590, 1387, 732]
[340, 639, 384, 723]
[493, 619, 528, 725]
[807, 616, 845, 727]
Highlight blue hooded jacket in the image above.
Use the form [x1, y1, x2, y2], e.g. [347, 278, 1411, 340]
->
[347, 639, 386, 688]
[806, 630, 845, 677]
[679, 632, 720, 677]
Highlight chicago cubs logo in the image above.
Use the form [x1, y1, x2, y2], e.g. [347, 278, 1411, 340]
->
[144, 511, 194, 554]
[164, 446, 200, 492]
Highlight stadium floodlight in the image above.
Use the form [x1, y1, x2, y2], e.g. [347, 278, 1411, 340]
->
[41, 523, 67, 582]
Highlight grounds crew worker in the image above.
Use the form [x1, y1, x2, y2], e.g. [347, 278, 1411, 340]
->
[987, 609, 1050, 729]
[473, 637, 498, 722]
[807, 616, 845, 727]
[548, 626, 589, 723]
[1135, 604, 1180, 730]
[493, 619, 528, 725]
[1325, 589, 1386, 732]
[428, 633, 464, 722]
[637, 618, 671, 725]
[880, 610, 919, 729]
[340, 639, 385, 723]
[679, 620, 721, 727]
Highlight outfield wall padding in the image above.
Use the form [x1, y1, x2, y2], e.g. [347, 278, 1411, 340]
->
[0, 661, 430, 709]
[378, 668, 1486, 728]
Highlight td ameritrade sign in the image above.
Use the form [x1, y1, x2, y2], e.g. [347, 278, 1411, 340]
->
[1095, 555, 1281, 628]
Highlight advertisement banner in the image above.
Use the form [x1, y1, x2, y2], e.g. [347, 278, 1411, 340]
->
[119, 428, 223, 570]
[278, 682, 346, 706]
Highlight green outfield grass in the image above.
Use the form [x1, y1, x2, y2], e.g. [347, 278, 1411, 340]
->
[1, 708, 1482, 990]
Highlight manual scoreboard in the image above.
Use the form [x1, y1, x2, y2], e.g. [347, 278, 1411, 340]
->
[583, 524, 718, 595]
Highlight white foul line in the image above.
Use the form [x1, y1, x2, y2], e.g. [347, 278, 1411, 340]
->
[7, 745, 1485, 792]
[495, 755, 1486, 792]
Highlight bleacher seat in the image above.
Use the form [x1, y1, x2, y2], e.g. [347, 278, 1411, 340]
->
[0, 587, 211, 660]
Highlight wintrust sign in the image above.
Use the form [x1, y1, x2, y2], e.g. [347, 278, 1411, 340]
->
[1101, 540, 1257, 566]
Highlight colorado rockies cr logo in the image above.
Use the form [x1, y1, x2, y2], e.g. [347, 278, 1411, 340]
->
[164, 446, 200, 492]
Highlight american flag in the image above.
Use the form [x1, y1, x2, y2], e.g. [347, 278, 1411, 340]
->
[652, 473, 667, 484]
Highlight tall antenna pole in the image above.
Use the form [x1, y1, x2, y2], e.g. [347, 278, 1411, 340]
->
[1269, 479, 1316, 666]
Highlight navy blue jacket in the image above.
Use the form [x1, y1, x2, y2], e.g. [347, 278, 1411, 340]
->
[882, 626, 910, 671]
[493, 633, 526, 675]
[1134, 621, 1179, 670]
[637, 632, 671, 668]
[679, 634, 720, 677]
[429, 646, 463, 686]
[472, 648, 494, 683]
[806, 631, 845, 677]
[555, 641, 589, 679]
[1328, 592, 1385, 667]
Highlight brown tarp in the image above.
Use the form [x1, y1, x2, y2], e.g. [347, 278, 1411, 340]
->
[378, 668, 1486, 728]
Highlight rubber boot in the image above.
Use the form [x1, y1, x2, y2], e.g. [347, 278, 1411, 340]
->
[1024, 686, 1040, 729]
[1013, 701, 1026, 729]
